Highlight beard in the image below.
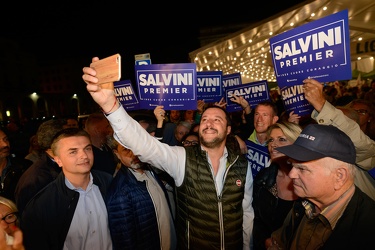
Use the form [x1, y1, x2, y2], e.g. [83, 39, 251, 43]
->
[200, 128, 227, 148]
[130, 162, 147, 170]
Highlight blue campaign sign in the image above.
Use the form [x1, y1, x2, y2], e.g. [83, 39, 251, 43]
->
[135, 59, 152, 65]
[245, 140, 271, 178]
[269, 9, 351, 117]
[197, 71, 223, 103]
[114, 80, 140, 111]
[222, 72, 242, 90]
[225, 80, 270, 113]
[135, 63, 197, 110]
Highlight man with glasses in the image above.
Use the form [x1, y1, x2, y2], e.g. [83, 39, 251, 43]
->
[181, 132, 199, 147]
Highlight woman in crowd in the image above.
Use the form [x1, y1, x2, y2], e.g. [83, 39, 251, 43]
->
[252, 121, 302, 250]
[0, 196, 20, 246]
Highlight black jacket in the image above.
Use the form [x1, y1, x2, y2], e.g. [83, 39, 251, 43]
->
[20, 169, 112, 250]
[0, 155, 32, 202]
[273, 186, 375, 250]
[14, 152, 60, 215]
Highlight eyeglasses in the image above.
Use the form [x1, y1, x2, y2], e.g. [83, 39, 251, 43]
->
[354, 109, 368, 115]
[182, 140, 199, 146]
[1, 212, 18, 224]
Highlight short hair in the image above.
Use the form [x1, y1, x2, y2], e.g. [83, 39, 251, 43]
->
[255, 100, 278, 117]
[202, 106, 232, 126]
[85, 112, 107, 132]
[177, 120, 192, 131]
[267, 121, 302, 143]
[37, 119, 67, 151]
[0, 196, 18, 212]
[51, 128, 91, 155]
[0, 196, 19, 226]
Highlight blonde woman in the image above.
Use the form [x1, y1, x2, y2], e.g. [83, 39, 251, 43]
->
[0, 196, 19, 246]
[253, 121, 302, 250]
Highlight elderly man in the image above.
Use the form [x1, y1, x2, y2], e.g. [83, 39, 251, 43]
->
[269, 124, 375, 250]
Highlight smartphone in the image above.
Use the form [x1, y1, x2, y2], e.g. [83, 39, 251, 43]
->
[90, 54, 121, 88]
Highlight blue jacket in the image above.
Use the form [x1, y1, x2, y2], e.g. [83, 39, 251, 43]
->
[107, 165, 173, 250]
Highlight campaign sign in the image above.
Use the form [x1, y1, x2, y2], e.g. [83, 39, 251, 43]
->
[224, 80, 270, 113]
[135, 59, 152, 65]
[197, 71, 223, 103]
[245, 140, 271, 178]
[270, 9, 351, 116]
[114, 80, 140, 111]
[222, 72, 242, 90]
[135, 63, 197, 110]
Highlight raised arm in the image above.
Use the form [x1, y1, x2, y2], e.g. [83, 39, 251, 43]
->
[82, 57, 120, 114]
[303, 78, 375, 170]
[82, 58, 186, 185]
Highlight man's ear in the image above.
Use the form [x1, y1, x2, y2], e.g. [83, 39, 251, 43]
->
[273, 115, 279, 123]
[227, 125, 231, 135]
[54, 156, 63, 168]
[334, 166, 349, 190]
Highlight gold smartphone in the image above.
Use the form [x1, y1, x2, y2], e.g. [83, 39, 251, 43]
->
[90, 54, 121, 88]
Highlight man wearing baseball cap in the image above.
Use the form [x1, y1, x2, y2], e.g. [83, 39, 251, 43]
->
[268, 124, 375, 250]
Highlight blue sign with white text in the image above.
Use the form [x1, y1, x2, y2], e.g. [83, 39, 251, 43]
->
[135, 63, 197, 110]
[270, 9, 351, 117]
[225, 80, 270, 113]
[246, 140, 270, 178]
[197, 71, 223, 103]
[222, 72, 242, 90]
[114, 80, 140, 111]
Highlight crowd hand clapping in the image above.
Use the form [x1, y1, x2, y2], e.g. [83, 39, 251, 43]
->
[82, 57, 118, 112]
[302, 78, 326, 113]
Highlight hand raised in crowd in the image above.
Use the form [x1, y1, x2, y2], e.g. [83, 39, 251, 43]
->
[82, 57, 118, 113]
[0, 227, 25, 250]
[230, 95, 251, 114]
[214, 97, 227, 109]
[230, 95, 247, 108]
[197, 100, 205, 114]
[302, 78, 326, 112]
[288, 111, 301, 124]
[154, 105, 166, 128]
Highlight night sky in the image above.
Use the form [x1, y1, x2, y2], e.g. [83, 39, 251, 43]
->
[2, 1, 306, 77]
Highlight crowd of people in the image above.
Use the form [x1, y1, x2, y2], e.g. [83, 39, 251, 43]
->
[0, 57, 374, 249]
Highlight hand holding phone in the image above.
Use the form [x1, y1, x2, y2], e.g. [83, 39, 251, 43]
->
[90, 54, 121, 89]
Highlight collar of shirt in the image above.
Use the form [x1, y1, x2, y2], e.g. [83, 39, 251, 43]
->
[65, 172, 94, 192]
[249, 129, 268, 146]
[320, 185, 355, 229]
[302, 185, 355, 229]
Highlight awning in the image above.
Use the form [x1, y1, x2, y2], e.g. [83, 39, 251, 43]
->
[189, 0, 375, 84]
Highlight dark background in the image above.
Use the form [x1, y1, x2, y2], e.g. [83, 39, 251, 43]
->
[2, 1, 306, 77]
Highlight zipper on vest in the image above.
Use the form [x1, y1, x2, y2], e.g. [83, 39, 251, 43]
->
[218, 196, 225, 249]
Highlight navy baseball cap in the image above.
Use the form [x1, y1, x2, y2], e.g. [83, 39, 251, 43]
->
[276, 124, 356, 164]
